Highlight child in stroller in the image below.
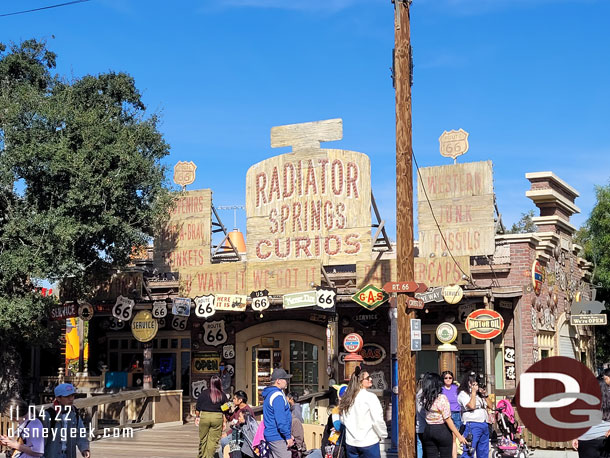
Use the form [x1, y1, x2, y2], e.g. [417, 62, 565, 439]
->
[490, 399, 532, 458]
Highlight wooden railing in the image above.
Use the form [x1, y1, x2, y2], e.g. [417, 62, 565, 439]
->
[74, 388, 160, 436]
[0, 388, 174, 453]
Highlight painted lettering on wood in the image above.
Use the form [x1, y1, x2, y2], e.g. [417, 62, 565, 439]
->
[417, 161, 494, 256]
[154, 189, 213, 270]
[246, 121, 372, 265]
[246, 260, 321, 295]
[179, 263, 247, 297]
[357, 256, 470, 289]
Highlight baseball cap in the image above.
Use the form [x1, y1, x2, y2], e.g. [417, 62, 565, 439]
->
[270, 368, 292, 382]
[54, 383, 76, 397]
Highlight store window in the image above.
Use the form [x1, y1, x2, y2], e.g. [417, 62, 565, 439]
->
[107, 331, 190, 394]
[456, 350, 484, 382]
[289, 340, 319, 396]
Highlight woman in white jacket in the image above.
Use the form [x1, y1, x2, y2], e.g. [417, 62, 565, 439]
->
[339, 367, 388, 458]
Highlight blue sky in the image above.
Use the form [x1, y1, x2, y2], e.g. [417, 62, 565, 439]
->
[2, 0, 609, 240]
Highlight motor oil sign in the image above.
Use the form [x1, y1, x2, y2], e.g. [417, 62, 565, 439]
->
[352, 285, 389, 311]
[465, 309, 504, 340]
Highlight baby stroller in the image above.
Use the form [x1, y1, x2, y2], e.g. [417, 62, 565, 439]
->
[490, 399, 533, 458]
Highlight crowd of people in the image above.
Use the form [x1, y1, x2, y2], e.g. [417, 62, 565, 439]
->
[1, 366, 608, 458]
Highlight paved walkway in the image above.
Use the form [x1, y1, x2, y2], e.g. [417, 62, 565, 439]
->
[90, 423, 579, 458]
[90, 423, 199, 458]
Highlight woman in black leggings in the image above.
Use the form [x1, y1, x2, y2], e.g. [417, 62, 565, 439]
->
[420, 373, 467, 458]
[572, 376, 610, 458]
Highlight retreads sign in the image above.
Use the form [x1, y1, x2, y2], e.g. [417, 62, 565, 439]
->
[246, 122, 372, 265]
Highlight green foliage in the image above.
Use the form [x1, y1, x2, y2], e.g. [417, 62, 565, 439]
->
[577, 183, 610, 367]
[506, 210, 537, 234]
[0, 39, 172, 405]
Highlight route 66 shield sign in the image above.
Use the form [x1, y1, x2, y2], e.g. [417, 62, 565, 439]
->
[439, 129, 469, 160]
[195, 295, 216, 318]
[203, 320, 228, 346]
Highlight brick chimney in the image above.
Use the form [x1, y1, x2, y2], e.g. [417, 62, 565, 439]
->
[525, 172, 580, 237]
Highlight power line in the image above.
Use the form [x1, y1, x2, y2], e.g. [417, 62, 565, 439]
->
[0, 0, 91, 18]
[412, 150, 474, 285]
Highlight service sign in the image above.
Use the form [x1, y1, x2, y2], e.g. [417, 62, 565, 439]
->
[245, 120, 372, 266]
[465, 309, 504, 340]
[50, 303, 78, 321]
[131, 311, 159, 343]
[192, 352, 221, 374]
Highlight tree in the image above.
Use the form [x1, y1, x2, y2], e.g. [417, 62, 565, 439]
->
[0, 39, 172, 406]
[506, 210, 537, 234]
[576, 183, 610, 368]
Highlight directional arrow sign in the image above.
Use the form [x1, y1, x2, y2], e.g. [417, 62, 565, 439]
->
[383, 282, 427, 294]
[406, 297, 425, 310]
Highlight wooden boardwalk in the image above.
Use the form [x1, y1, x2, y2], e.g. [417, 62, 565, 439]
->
[90, 423, 199, 458]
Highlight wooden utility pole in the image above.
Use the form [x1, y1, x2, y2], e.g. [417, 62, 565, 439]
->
[394, 2, 415, 458]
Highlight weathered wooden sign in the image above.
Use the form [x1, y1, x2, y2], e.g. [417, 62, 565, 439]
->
[245, 119, 372, 265]
[246, 260, 320, 295]
[357, 257, 470, 289]
[180, 263, 247, 297]
[173, 161, 197, 187]
[417, 161, 494, 257]
[439, 129, 469, 161]
[154, 189, 212, 271]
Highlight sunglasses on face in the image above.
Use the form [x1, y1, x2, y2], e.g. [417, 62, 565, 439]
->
[363, 376, 373, 381]
[444, 376, 453, 379]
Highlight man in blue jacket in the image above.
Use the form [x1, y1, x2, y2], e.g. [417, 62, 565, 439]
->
[262, 368, 294, 458]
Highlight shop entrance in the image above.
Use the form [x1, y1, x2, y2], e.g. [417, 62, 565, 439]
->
[235, 321, 327, 406]
[106, 331, 191, 394]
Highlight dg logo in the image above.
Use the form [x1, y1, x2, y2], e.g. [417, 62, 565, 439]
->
[514, 356, 602, 441]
